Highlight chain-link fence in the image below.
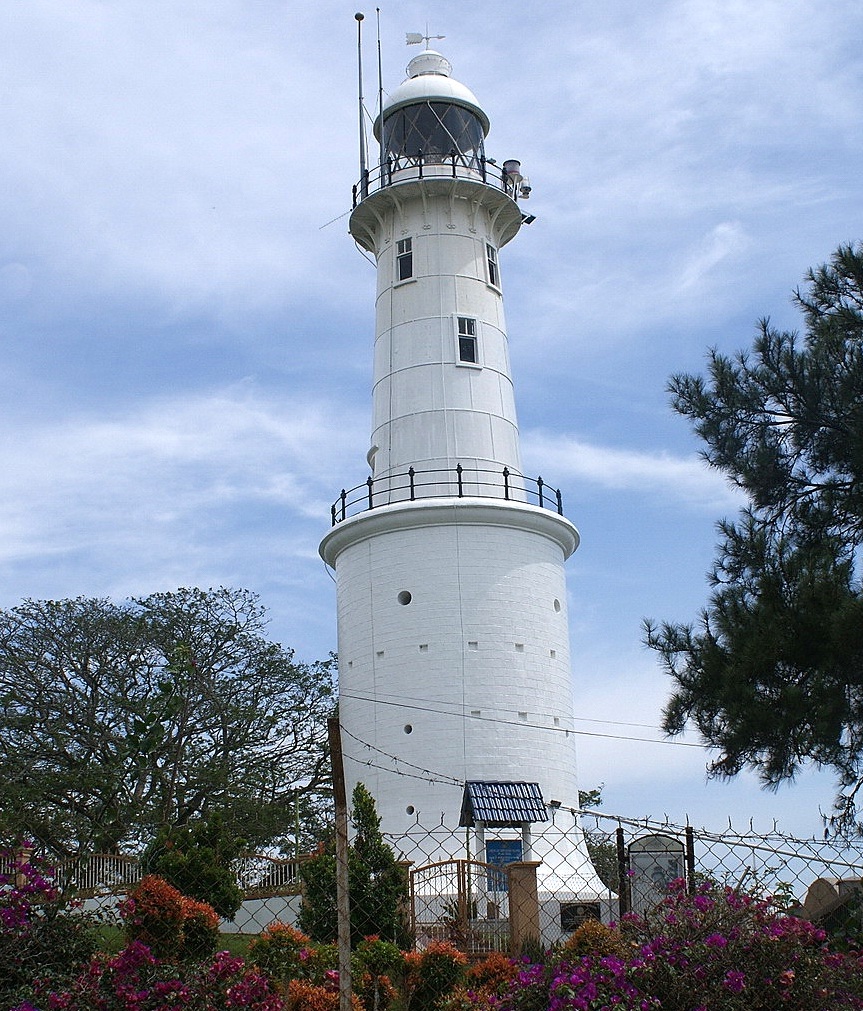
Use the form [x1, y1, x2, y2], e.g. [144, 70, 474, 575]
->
[12, 806, 863, 953]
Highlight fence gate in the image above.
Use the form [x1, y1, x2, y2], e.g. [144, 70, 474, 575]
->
[410, 859, 510, 956]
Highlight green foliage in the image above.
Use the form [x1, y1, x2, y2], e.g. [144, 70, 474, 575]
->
[352, 935, 404, 980]
[298, 784, 412, 948]
[352, 936, 404, 1011]
[248, 923, 312, 984]
[142, 812, 244, 918]
[404, 941, 467, 1011]
[0, 849, 104, 1006]
[578, 785, 620, 892]
[0, 587, 337, 855]
[645, 243, 863, 829]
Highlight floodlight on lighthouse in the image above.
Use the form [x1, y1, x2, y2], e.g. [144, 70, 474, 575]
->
[503, 158, 532, 200]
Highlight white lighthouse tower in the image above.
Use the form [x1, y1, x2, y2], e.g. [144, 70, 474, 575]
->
[321, 42, 602, 898]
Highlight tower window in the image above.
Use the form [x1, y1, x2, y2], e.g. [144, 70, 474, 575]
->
[397, 238, 413, 281]
[486, 243, 499, 287]
[457, 316, 478, 363]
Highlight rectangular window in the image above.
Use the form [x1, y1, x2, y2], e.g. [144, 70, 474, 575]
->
[457, 316, 478, 363]
[486, 243, 499, 287]
[397, 238, 413, 281]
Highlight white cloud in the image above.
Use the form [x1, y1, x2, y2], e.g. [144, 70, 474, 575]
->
[0, 383, 365, 570]
[677, 222, 750, 292]
[522, 429, 743, 511]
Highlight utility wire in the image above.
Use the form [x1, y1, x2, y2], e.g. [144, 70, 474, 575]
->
[339, 690, 708, 749]
[345, 684, 662, 732]
[340, 724, 463, 786]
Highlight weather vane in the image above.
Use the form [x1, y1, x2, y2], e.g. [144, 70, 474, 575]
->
[406, 28, 445, 47]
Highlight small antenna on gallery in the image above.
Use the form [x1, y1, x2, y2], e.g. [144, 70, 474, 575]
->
[354, 14, 368, 184]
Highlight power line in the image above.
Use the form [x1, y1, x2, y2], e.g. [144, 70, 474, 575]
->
[340, 686, 666, 732]
[340, 724, 463, 787]
[339, 691, 709, 750]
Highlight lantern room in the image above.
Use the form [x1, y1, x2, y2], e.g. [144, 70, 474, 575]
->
[375, 50, 490, 171]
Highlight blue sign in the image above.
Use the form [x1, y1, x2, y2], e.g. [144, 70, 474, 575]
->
[485, 839, 523, 890]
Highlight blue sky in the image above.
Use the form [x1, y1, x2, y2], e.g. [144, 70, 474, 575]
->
[1, 0, 860, 837]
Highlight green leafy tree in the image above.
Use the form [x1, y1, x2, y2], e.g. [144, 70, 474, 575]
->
[141, 812, 244, 919]
[0, 587, 336, 855]
[645, 243, 863, 829]
[299, 783, 411, 947]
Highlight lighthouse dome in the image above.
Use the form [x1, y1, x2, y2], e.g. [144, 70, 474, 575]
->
[376, 50, 490, 136]
[374, 50, 490, 167]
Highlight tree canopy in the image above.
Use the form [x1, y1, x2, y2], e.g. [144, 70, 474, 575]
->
[0, 586, 336, 855]
[644, 244, 863, 829]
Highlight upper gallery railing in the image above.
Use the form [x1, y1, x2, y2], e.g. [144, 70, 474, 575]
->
[329, 464, 565, 526]
[353, 151, 520, 206]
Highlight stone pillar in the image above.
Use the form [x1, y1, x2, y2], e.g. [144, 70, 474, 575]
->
[508, 861, 541, 955]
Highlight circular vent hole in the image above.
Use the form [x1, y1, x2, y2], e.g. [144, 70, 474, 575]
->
[404, 724, 413, 734]
[398, 590, 412, 605]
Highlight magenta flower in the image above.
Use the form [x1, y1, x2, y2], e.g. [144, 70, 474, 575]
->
[723, 969, 746, 993]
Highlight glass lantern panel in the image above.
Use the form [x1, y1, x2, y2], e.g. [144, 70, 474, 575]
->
[384, 102, 486, 168]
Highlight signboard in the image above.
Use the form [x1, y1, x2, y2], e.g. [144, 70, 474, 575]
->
[560, 901, 601, 931]
[485, 838, 522, 891]
[628, 833, 685, 916]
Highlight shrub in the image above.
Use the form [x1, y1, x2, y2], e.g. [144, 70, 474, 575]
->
[299, 785, 411, 948]
[121, 874, 186, 957]
[287, 978, 363, 1011]
[541, 880, 863, 1011]
[0, 847, 103, 1006]
[180, 896, 220, 959]
[141, 812, 244, 919]
[121, 873, 219, 960]
[439, 953, 521, 1011]
[352, 935, 404, 979]
[21, 941, 285, 1010]
[352, 936, 404, 1011]
[404, 941, 467, 1011]
[465, 951, 520, 991]
[249, 922, 317, 985]
[558, 918, 630, 960]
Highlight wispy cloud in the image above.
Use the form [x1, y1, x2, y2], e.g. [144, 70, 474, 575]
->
[0, 384, 364, 574]
[677, 222, 750, 292]
[522, 430, 743, 511]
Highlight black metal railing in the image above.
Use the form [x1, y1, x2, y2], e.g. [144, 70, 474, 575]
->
[329, 464, 565, 526]
[352, 152, 517, 207]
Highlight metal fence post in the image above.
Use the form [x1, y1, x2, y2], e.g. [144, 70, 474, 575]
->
[685, 825, 696, 891]
[616, 826, 630, 919]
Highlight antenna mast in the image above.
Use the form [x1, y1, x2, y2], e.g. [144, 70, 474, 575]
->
[376, 8, 384, 174]
[355, 13, 368, 192]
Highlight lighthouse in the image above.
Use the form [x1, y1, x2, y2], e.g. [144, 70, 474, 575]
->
[321, 42, 602, 897]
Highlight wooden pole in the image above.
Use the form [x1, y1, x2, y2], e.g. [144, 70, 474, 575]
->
[328, 717, 353, 1011]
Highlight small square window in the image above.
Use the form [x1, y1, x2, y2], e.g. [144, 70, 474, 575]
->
[397, 238, 413, 281]
[457, 316, 477, 363]
[486, 243, 499, 287]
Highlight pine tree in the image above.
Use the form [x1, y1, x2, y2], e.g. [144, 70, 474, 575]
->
[645, 244, 863, 830]
[299, 783, 411, 946]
